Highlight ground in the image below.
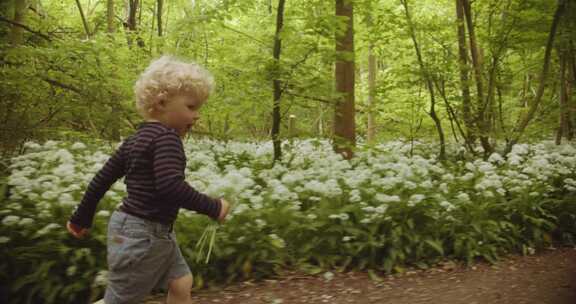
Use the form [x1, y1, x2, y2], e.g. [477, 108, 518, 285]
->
[146, 247, 576, 304]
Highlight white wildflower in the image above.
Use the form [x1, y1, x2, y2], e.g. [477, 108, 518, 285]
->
[19, 218, 34, 226]
[323, 271, 334, 281]
[439, 201, 455, 211]
[97, 210, 111, 217]
[2, 215, 20, 226]
[420, 180, 433, 189]
[94, 270, 108, 286]
[34, 223, 57, 236]
[465, 162, 476, 172]
[374, 206, 387, 214]
[456, 192, 470, 203]
[59, 193, 76, 207]
[23, 142, 41, 150]
[255, 219, 267, 228]
[71, 142, 86, 150]
[442, 173, 455, 181]
[42, 191, 58, 200]
[375, 194, 401, 203]
[439, 183, 449, 193]
[404, 181, 417, 189]
[53, 164, 75, 177]
[269, 234, 286, 248]
[488, 153, 505, 164]
[409, 194, 426, 204]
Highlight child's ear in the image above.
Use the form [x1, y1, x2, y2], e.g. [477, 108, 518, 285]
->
[152, 95, 167, 111]
[155, 91, 169, 110]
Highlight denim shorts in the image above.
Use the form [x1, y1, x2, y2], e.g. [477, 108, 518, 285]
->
[104, 210, 191, 304]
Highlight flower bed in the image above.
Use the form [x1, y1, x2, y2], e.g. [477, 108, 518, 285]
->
[1, 139, 576, 303]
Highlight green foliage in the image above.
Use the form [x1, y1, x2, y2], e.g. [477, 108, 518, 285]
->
[0, 36, 141, 155]
[0, 187, 108, 303]
[1, 0, 573, 158]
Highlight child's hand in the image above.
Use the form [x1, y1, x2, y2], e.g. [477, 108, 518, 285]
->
[217, 199, 231, 223]
[66, 221, 89, 239]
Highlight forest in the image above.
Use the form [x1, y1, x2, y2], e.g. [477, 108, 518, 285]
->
[1, 0, 576, 303]
[0, 0, 574, 158]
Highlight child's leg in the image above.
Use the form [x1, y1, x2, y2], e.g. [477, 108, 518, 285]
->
[166, 274, 193, 304]
[105, 211, 172, 304]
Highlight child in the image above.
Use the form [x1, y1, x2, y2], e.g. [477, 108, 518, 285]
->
[67, 55, 230, 304]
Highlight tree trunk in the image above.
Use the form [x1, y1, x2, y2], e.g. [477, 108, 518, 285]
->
[164, 0, 171, 35]
[75, 0, 91, 38]
[571, 42, 576, 90]
[107, 0, 115, 33]
[435, 77, 474, 153]
[461, 0, 492, 155]
[556, 0, 575, 143]
[9, 0, 28, 45]
[333, 0, 356, 159]
[365, 9, 377, 144]
[455, 0, 474, 147]
[272, 0, 286, 162]
[563, 0, 575, 141]
[316, 103, 325, 136]
[520, 73, 530, 107]
[125, 0, 144, 48]
[367, 44, 377, 143]
[128, 0, 137, 30]
[401, 0, 446, 160]
[568, 45, 575, 140]
[556, 49, 569, 144]
[461, 0, 483, 111]
[506, 0, 566, 153]
[288, 114, 296, 138]
[484, 55, 498, 140]
[496, 83, 507, 133]
[157, 0, 163, 37]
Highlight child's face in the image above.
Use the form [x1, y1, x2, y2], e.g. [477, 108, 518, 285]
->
[156, 93, 204, 138]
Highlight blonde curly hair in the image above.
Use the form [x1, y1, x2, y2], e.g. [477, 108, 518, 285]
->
[134, 55, 215, 118]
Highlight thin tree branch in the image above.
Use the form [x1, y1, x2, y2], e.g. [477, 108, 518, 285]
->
[41, 78, 83, 95]
[221, 23, 268, 46]
[75, 0, 92, 38]
[0, 15, 51, 41]
[283, 90, 334, 105]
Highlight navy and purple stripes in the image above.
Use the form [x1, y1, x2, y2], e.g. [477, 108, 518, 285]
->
[70, 122, 221, 228]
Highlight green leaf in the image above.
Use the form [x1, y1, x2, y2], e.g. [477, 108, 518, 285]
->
[424, 239, 444, 256]
[368, 269, 383, 282]
[299, 264, 323, 275]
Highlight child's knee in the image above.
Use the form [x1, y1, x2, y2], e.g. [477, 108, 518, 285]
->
[168, 274, 193, 298]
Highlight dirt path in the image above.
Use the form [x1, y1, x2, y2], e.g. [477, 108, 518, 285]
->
[146, 247, 576, 304]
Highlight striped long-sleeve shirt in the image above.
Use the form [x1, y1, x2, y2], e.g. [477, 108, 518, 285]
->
[69, 121, 222, 228]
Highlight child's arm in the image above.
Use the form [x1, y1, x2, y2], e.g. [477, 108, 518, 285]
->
[152, 131, 222, 220]
[68, 142, 127, 230]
